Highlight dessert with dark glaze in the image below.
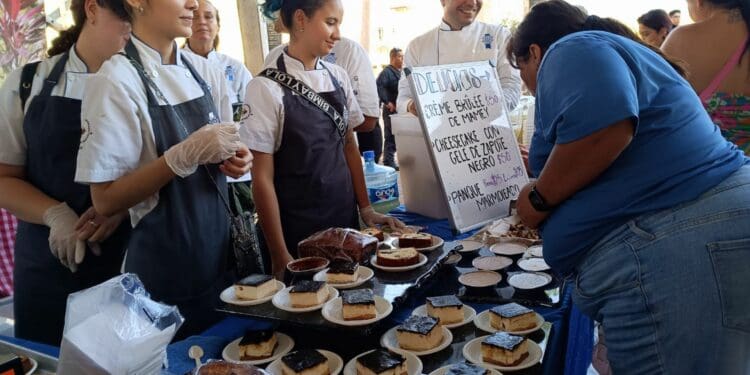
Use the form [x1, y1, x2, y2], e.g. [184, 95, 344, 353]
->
[289, 281, 329, 308]
[342, 289, 376, 320]
[234, 274, 276, 300]
[281, 349, 329, 375]
[490, 303, 537, 331]
[355, 349, 406, 375]
[326, 260, 359, 284]
[481, 332, 529, 366]
[396, 315, 443, 351]
[426, 295, 464, 325]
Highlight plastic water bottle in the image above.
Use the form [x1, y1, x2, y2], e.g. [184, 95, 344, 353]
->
[362, 151, 400, 214]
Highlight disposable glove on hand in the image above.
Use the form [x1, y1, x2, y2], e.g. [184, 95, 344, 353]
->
[164, 123, 241, 177]
[43, 202, 85, 272]
[360, 206, 406, 229]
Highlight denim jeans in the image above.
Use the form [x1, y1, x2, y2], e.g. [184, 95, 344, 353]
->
[572, 164, 750, 374]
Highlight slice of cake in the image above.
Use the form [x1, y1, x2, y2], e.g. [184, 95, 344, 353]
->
[281, 349, 329, 375]
[239, 327, 277, 360]
[289, 281, 329, 308]
[426, 295, 464, 324]
[396, 315, 443, 351]
[234, 274, 276, 300]
[361, 227, 385, 241]
[445, 363, 489, 375]
[489, 303, 537, 331]
[376, 248, 419, 267]
[342, 289, 376, 320]
[356, 349, 407, 375]
[481, 332, 529, 366]
[326, 260, 359, 284]
[398, 233, 433, 248]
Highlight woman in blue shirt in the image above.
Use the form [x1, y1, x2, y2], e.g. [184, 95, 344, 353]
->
[510, 1, 750, 373]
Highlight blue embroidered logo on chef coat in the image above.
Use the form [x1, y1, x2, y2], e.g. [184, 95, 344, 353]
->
[483, 33, 493, 49]
[324, 53, 337, 64]
[225, 66, 235, 82]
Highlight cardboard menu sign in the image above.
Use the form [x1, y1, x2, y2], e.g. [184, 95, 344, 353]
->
[406, 61, 529, 233]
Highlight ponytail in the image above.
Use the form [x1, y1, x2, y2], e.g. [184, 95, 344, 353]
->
[507, 0, 686, 78]
[47, 0, 85, 56]
[48, 23, 84, 56]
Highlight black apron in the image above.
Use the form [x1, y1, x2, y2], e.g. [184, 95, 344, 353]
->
[269, 55, 359, 256]
[122, 41, 231, 339]
[14, 53, 130, 345]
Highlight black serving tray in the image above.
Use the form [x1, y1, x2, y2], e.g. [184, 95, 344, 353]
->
[450, 242, 563, 308]
[217, 243, 455, 334]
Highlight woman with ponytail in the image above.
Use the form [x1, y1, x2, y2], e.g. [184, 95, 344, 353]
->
[663, 0, 750, 154]
[244, 0, 404, 280]
[0, 0, 131, 345]
[508, 1, 750, 373]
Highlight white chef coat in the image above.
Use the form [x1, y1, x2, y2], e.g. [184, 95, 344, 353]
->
[396, 20, 522, 114]
[75, 35, 234, 226]
[0, 47, 91, 166]
[243, 51, 365, 154]
[183, 45, 253, 104]
[265, 37, 380, 118]
[183, 45, 253, 183]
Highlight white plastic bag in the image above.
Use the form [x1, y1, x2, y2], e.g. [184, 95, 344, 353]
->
[57, 274, 184, 375]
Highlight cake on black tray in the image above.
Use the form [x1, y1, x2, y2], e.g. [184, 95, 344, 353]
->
[490, 303, 536, 331]
[289, 280, 329, 308]
[239, 326, 277, 360]
[234, 274, 275, 300]
[356, 349, 406, 375]
[342, 289, 376, 320]
[281, 349, 329, 375]
[396, 315, 442, 351]
[481, 332, 529, 366]
[326, 259, 359, 284]
[426, 295, 464, 324]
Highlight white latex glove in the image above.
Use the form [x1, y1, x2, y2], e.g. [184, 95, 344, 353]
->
[164, 123, 241, 177]
[43, 202, 86, 272]
[360, 206, 406, 229]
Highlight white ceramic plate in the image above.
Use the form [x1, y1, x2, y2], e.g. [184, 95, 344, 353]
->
[221, 332, 294, 365]
[370, 253, 428, 272]
[472, 256, 514, 271]
[322, 296, 393, 326]
[458, 270, 502, 288]
[313, 266, 375, 289]
[462, 335, 542, 372]
[266, 349, 343, 375]
[343, 349, 423, 375]
[517, 258, 550, 272]
[220, 280, 285, 306]
[429, 364, 502, 375]
[25, 358, 37, 375]
[457, 240, 484, 253]
[490, 242, 528, 256]
[508, 272, 553, 290]
[380, 326, 453, 356]
[444, 252, 463, 265]
[473, 310, 545, 335]
[411, 304, 476, 329]
[271, 285, 339, 312]
[393, 235, 445, 252]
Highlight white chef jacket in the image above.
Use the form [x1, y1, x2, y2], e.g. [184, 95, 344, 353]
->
[396, 20, 522, 114]
[75, 35, 234, 226]
[0, 47, 91, 166]
[265, 37, 380, 118]
[243, 51, 365, 154]
[183, 45, 253, 104]
[183, 45, 253, 183]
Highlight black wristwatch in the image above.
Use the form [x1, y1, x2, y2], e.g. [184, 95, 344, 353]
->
[528, 185, 555, 212]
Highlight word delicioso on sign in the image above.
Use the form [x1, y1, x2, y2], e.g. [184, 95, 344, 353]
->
[408, 61, 528, 232]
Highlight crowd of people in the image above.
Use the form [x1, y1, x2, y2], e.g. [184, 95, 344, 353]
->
[0, 0, 747, 372]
